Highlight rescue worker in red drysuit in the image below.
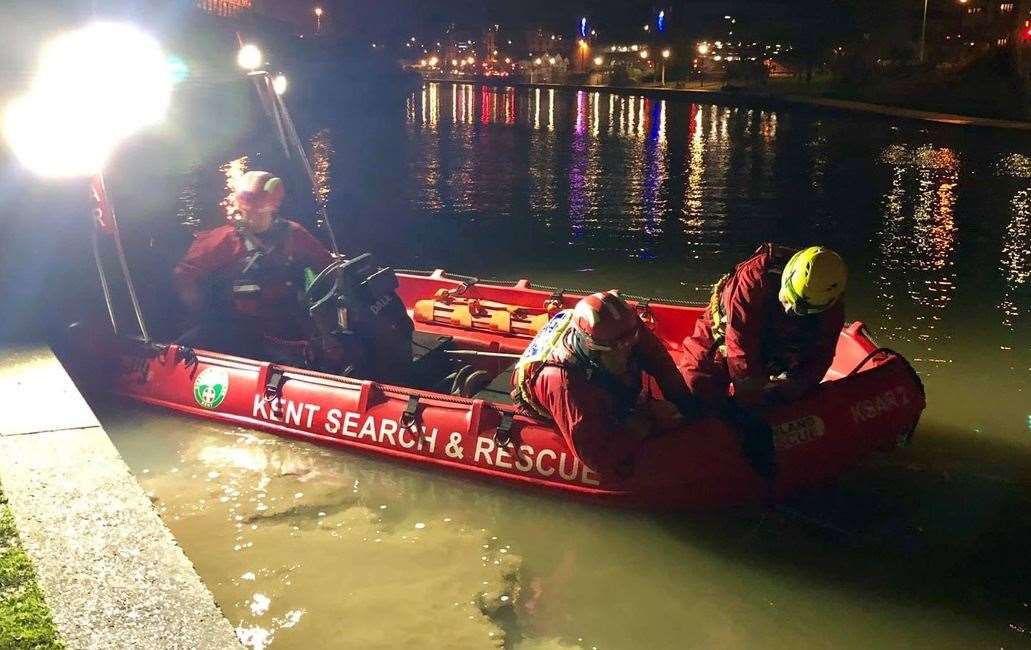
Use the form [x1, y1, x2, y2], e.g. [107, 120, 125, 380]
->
[679, 244, 847, 408]
[174, 171, 333, 359]
[512, 290, 701, 477]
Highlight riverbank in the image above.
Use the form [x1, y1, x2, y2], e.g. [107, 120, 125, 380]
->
[0, 489, 61, 649]
[425, 77, 1031, 131]
[0, 344, 240, 649]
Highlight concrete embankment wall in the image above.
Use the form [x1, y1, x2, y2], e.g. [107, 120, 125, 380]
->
[426, 77, 1031, 130]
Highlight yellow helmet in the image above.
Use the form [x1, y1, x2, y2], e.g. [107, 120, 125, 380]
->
[779, 246, 847, 315]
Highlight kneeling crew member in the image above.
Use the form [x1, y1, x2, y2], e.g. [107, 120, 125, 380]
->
[512, 291, 700, 477]
[679, 244, 847, 407]
[174, 170, 333, 358]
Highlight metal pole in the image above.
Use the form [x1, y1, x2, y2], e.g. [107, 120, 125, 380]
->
[258, 73, 291, 159]
[91, 227, 118, 335]
[919, 0, 929, 64]
[271, 84, 341, 254]
[91, 173, 151, 341]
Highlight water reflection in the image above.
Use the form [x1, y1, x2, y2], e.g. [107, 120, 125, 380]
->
[309, 130, 332, 233]
[997, 154, 1031, 331]
[875, 144, 959, 368]
[529, 88, 558, 215]
[221, 155, 249, 223]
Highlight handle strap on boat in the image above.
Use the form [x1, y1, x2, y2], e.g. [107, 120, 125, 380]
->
[634, 298, 656, 329]
[399, 395, 420, 432]
[494, 411, 515, 446]
[264, 365, 286, 402]
[173, 345, 199, 373]
[436, 278, 478, 301]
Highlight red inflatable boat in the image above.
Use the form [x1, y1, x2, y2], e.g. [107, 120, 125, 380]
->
[102, 269, 924, 508]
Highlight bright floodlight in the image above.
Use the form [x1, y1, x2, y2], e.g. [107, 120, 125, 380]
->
[3, 22, 173, 178]
[272, 74, 288, 95]
[237, 44, 263, 70]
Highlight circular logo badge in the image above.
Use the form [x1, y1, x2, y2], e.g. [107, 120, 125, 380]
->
[193, 367, 229, 410]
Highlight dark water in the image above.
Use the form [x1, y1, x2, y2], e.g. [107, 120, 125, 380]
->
[92, 82, 1031, 648]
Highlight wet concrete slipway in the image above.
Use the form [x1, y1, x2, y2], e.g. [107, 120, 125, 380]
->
[0, 345, 239, 649]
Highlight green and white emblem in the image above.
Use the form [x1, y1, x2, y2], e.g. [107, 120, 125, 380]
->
[193, 367, 229, 409]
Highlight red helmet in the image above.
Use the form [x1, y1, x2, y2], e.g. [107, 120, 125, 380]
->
[234, 170, 284, 213]
[570, 290, 641, 352]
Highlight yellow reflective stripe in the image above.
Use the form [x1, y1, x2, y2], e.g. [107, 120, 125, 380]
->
[513, 310, 575, 417]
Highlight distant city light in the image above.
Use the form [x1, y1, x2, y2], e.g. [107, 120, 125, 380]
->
[466, 56, 474, 64]
[534, 57, 542, 65]
[580, 17, 588, 38]
[593, 56, 604, 66]
[548, 56, 557, 65]
[640, 50, 649, 59]
[643, 24, 650, 32]
[697, 43, 710, 55]
[657, 10, 665, 33]
[428, 56, 439, 66]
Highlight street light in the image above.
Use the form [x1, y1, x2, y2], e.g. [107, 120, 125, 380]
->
[548, 56, 557, 65]
[593, 56, 604, 66]
[640, 50, 649, 59]
[428, 56, 439, 67]
[313, 6, 323, 34]
[697, 43, 710, 55]
[660, 49, 671, 86]
[237, 43, 263, 70]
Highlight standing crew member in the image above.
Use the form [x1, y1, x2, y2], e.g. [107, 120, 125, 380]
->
[512, 290, 700, 477]
[174, 170, 333, 358]
[679, 244, 847, 408]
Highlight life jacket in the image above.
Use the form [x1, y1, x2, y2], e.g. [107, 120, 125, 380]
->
[511, 310, 641, 420]
[229, 220, 306, 319]
[706, 244, 794, 357]
[706, 244, 825, 375]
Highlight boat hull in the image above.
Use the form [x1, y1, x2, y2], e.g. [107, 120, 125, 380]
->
[100, 271, 925, 509]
